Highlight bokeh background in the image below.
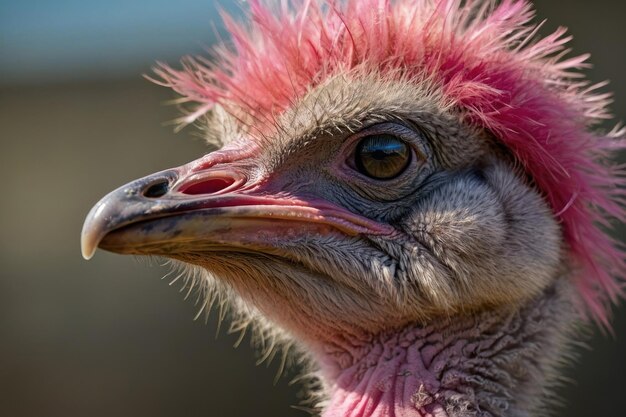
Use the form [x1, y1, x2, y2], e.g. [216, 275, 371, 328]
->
[1, 1, 625, 416]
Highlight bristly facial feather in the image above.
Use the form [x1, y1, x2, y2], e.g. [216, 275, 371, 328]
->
[152, 0, 626, 327]
[79, 1, 626, 415]
[152, 74, 561, 349]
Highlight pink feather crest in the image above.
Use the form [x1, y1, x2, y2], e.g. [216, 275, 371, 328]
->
[152, 0, 626, 326]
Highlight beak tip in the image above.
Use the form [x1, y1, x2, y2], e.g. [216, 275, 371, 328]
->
[81, 212, 103, 260]
[82, 248, 95, 260]
[82, 197, 115, 261]
[81, 234, 97, 260]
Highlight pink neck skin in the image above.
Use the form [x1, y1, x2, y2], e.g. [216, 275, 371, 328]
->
[311, 285, 572, 417]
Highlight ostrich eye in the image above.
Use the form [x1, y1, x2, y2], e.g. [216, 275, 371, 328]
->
[355, 134, 411, 180]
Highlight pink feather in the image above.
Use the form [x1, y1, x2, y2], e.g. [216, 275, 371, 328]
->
[151, 0, 626, 326]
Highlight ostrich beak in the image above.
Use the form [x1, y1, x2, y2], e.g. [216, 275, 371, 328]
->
[81, 154, 391, 260]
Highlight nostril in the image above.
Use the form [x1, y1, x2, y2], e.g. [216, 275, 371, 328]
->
[180, 177, 236, 195]
[144, 180, 169, 198]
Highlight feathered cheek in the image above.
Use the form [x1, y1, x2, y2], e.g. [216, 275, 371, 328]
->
[399, 164, 561, 310]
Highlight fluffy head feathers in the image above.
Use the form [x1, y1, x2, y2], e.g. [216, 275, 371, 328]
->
[152, 0, 625, 325]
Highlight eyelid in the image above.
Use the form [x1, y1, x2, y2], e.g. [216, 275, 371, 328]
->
[344, 122, 428, 163]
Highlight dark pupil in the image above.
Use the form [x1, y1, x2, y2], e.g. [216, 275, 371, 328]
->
[355, 134, 411, 179]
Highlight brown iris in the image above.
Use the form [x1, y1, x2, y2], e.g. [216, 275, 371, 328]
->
[355, 134, 411, 180]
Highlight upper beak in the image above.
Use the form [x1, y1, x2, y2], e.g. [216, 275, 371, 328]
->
[81, 155, 392, 260]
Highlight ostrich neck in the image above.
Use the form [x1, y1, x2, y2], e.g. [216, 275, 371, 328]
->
[312, 282, 575, 417]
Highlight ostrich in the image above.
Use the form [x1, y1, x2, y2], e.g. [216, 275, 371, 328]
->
[81, 0, 625, 416]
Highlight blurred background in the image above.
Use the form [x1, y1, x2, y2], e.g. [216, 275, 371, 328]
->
[0, 1, 624, 416]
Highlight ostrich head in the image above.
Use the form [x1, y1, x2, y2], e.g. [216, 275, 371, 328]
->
[81, 1, 625, 416]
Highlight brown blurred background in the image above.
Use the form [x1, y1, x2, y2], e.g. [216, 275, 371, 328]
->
[0, 1, 624, 416]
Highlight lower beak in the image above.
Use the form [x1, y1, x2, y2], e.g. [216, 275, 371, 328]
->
[81, 164, 391, 260]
